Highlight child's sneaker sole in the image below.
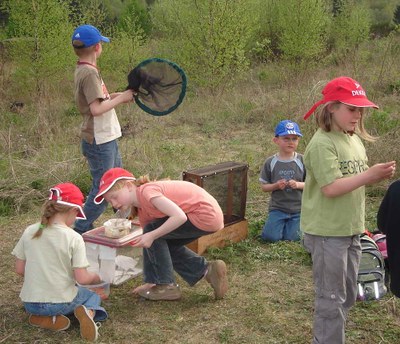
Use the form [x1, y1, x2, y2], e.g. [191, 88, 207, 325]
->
[28, 314, 70, 331]
[205, 260, 228, 299]
[74, 305, 98, 342]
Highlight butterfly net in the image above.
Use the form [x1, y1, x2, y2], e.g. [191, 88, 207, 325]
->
[127, 58, 187, 116]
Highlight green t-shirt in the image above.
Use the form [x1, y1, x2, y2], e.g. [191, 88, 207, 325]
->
[300, 129, 367, 236]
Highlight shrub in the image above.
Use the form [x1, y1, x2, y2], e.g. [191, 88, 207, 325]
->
[151, 0, 255, 89]
[4, 0, 73, 101]
[255, 0, 329, 64]
[328, 1, 372, 69]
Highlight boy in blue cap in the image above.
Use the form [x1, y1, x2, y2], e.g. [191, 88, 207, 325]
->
[71, 24, 135, 234]
[259, 120, 305, 242]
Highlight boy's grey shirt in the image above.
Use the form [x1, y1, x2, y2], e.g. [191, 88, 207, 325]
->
[260, 152, 305, 213]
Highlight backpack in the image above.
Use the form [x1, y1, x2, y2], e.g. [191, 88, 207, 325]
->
[357, 235, 387, 301]
[372, 233, 388, 259]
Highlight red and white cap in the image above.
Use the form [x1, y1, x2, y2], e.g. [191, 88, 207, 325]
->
[49, 183, 86, 219]
[304, 76, 378, 120]
[94, 168, 136, 205]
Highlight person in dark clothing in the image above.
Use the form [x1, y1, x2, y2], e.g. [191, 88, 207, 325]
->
[377, 179, 400, 297]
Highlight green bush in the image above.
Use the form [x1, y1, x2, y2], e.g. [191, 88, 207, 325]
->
[4, 0, 73, 101]
[328, 1, 371, 67]
[151, 0, 255, 89]
[255, 0, 329, 63]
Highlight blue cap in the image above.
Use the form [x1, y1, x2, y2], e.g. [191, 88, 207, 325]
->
[275, 120, 302, 137]
[72, 24, 110, 48]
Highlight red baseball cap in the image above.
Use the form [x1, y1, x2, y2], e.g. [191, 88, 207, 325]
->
[94, 168, 136, 204]
[304, 77, 378, 120]
[49, 183, 86, 219]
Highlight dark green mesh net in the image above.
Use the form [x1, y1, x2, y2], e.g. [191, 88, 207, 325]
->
[127, 58, 187, 116]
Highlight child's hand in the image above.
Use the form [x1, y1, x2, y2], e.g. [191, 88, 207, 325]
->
[275, 179, 287, 190]
[286, 179, 298, 189]
[119, 89, 135, 103]
[130, 233, 154, 248]
[366, 161, 396, 184]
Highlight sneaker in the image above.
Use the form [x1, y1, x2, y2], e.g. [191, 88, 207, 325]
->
[138, 284, 181, 301]
[205, 260, 228, 299]
[74, 305, 98, 342]
[28, 314, 70, 331]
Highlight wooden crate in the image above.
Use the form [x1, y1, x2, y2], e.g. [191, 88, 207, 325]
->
[183, 161, 249, 254]
[182, 161, 248, 226]
[186, 219, 248, 255]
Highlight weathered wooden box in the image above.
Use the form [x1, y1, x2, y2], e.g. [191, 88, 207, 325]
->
[183, 161, 249, 254]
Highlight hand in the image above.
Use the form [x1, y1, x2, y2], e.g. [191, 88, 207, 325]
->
[275, 179, 287, 190]
[286, 179, 298, 189]
[117, 89, 136, 103]
[130, 233, 154, 248]
[366, 161, 396, 184]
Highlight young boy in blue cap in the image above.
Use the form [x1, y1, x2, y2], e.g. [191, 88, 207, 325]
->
[259, 120, 305, 242]
[71, 24, 135, 234]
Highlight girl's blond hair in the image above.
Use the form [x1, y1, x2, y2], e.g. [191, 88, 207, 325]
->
[32, 200, 75, 239]
[316, 101, 377, 142]
[109, 176, 152, 220]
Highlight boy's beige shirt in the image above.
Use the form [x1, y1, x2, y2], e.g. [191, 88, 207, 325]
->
[74, 64, 121, 145]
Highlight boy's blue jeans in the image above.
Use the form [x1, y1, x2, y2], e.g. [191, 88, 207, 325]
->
[142, 217, 210, 286]
[23, 286, 108, 321]
[261, 209, 300, 242]
[74, 139, 122, 234]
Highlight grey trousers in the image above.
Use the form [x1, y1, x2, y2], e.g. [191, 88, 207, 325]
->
[303, 233, 361, 344]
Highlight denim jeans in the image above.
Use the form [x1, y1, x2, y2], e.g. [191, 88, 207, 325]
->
[142, 217, 210, 286]
[74, 139, 122, 234]
[23, 286, 108, 321]
[303, 234, 361, 344]
[261, 209, 300, 242]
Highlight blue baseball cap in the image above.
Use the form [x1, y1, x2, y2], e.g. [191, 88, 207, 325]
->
[72, 24, 110, 48]
[275, 120, 302, 137]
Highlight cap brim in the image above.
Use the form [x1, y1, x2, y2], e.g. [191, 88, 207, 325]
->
[340, 99, 379, 109]
[94, 176, 136, 205]
[56, 200, 86, 220]
[101, 36, 110, 43]
[277, 132, 303, 137]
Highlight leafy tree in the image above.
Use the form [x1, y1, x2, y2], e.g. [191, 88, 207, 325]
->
[151, 0, 255, 89]
[329, 0, 371, 66]
[4, 0, 74, 101]
[117, 0, 152, 36]
[364, 0, 398, 35]
[78, 0, 107, 32]
[394, 5, 400, 25]
[99, 14, 146, 83]
[276, 0, 329, 63]
[255, 0, 329, 64]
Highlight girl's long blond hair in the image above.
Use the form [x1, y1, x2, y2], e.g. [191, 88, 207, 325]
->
[32, 200, 75, 239]
[316, 101, 377, 142]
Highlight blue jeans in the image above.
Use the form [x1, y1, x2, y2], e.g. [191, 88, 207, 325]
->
[23, 286, 108, 321]
[74, 139, 122, 234]
[143, 217, 210, 286]
[261, 209, 300, 242]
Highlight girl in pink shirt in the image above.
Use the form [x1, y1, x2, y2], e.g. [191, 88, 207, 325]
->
[94, 167, 228, 301]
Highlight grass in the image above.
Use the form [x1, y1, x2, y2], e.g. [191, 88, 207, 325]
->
[2, 211, 400, 343]
[1, 36, 400, 343]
